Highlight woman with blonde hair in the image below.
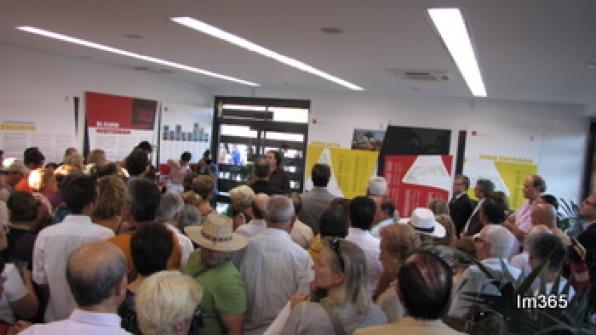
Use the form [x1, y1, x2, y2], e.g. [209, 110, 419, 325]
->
[92, 175, 128, 233]
[374, 224, 421, 322]
[135, 270, 204, 335]
[229, 185, 255, 230]
[283, 238, 387, 334]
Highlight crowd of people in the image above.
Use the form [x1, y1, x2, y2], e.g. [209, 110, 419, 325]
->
[0, 144, 594, 334]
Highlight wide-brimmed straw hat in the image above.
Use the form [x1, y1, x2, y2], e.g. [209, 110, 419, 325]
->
[184, 214, 247, 252]
[408, 208, 446, 238]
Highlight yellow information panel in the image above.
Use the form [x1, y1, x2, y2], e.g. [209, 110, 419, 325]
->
[494, 161, 538, 209]
[465, 155, 538, 209]
[306, 144, 378, 198]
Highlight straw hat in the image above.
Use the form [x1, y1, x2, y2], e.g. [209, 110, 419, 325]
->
[184, 214, 247, 252]
[408, 208, 446, 238]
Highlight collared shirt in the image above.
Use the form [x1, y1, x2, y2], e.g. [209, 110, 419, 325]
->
[235, 219, 267, 238]
[166, 223, 194, 268]
[298, 187, 336, 235]
[20, 308, 131, 335]
[346, 227, 382, 296]
[371, 217, 396, 238]
[513, 199, 535, 233]
[290, 219, 314, 248]
[32, 215, 114, 322]
[448, 257, 521, 318]
[269, 167, 290, 193]
[237, 228, 313, 333]
[354, 316, 464, 335]
[510, 200, 537, 255]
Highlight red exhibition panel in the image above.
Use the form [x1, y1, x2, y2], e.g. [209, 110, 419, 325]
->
[383, 155, 453, 218]
[86, 91, 157, 130]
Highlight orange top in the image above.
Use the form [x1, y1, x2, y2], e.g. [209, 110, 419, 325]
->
[108, 229, 182, 276]
[15, 175, 32, 192]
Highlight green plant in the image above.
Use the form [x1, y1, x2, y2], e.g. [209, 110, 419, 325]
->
[557, 198, 582, 237]
[421, 245, 595, 335]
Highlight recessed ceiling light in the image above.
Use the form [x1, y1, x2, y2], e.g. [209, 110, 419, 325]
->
[170, 16, 363, 91]
[123, 33, 143, 40]
[17, 26, 259, 87]
[320, 27, 343, 35]
[427, 8, 487, 97]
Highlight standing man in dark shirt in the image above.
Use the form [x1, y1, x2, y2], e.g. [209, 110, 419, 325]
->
[250, 158, 284, 195]
[449, 175, 474, 236]
[266, 150, 290, 193]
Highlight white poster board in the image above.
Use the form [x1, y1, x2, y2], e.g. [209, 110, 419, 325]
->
[159, 103, 212, 165]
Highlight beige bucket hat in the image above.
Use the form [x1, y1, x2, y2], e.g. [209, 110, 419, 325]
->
[184, 214, 248, 252]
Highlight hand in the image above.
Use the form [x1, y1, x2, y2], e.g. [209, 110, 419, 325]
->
[11, 320, 32, 334]
[290, 293, 309, 309]
[20, 268, 32, 285]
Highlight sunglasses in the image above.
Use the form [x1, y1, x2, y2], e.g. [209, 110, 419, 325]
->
[328, 237, 345, 272]
[189, 305, 204, 333]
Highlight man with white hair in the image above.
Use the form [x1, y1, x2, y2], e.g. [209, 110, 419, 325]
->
[238, 195, 313, 334]
[235, 193, 270, 238]
[156, 192, 194, 267]
[448, 224, 521, 319]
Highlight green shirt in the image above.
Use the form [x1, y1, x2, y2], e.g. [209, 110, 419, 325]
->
[183, 250, 247, 335]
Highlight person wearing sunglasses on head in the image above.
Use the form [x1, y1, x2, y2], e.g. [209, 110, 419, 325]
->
[282, 237, 387, 335]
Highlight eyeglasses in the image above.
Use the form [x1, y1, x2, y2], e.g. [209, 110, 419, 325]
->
[189, 305, 204, 333]
[328, 237, 345, 272]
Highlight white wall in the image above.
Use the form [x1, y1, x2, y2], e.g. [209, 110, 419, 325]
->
[0, 43, 214, 155]
[214, 86, 588, 202]
[0, 43, 588, 201]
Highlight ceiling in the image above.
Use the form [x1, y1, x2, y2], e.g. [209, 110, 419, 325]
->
[1, 0, 595, 104]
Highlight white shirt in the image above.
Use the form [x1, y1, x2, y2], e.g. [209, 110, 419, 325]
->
[32, 215, 114, 322]
[0, 264, 28, 323]
[237, 228, 313, 333]
[235, 219, 267, 238]
[166, 223, 194, 268]
[448, 257, 521, 318]
[290, 219, 314, 248]
[346, 227, 382, 295]
[371, 217, 395, 239]
[20, 308, 131, 335]
[511, 251, 531, 276]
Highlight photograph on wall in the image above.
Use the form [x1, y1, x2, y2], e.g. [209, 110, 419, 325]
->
[158, 103, 212, 165]
[378, 125, 451, 176]
[85, 91, 158, 162]
[351, 128, 386, 151]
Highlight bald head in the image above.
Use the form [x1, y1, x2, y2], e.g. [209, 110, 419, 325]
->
[66, 241, 127, 308]
[531, 203, 557, 229]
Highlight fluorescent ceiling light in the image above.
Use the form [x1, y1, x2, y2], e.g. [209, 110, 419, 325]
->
[170, 17, 364, 91]
[16, 26, 259, 87]
[427, 8, 487, 97]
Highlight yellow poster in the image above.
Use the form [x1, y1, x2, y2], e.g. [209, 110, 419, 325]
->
[306, 144, 378, 198]
[465, 155, 538, 209]
[494, 161, 538, 209]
